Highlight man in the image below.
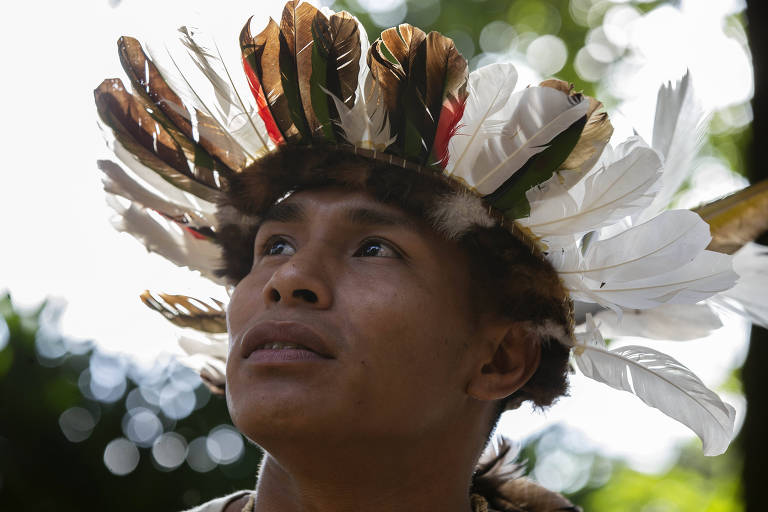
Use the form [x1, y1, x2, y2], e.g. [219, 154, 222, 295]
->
[95, 1, 742, 510]
[214, 149, 577, 511]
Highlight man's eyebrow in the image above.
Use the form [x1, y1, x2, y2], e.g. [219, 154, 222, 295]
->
[344, 207, 419, 232]
[261, 201, 306, 223]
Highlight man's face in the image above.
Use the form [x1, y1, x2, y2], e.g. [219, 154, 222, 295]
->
[226, 187, 487, 445]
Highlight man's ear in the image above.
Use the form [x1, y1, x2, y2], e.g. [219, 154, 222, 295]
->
[466, 323, 541, 401]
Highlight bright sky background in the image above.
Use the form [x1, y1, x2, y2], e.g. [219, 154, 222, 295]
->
[0, 0, 754, 473]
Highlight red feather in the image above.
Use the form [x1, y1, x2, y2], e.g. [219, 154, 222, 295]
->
[241, 54, 284, 145]
[432, 94, 467, 168]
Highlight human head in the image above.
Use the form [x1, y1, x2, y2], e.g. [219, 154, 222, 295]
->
[220, 147, 573, 450]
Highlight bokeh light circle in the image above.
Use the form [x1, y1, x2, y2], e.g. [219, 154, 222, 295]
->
[187, 436, 217, 473]
[103, 438, 140, 476]
[526, 35, 567, 76]
[123, 407, 163, 448]
[206, 425, 245, 465]
[152, 432, 188, 470]
[479, 21, 517, 54]
[59, 406, 97, 443]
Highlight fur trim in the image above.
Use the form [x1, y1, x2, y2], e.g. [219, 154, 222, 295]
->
[216, 205, 261, 230]
[429, 190, 496, 239]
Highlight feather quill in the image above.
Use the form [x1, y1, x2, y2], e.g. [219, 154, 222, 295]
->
[692, 179, 768, 254]
[521, 136, 662, 239]
[574, 315, 735, 456]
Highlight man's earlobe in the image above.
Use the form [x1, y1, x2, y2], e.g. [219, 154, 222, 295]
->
[466, 323, 542, 401]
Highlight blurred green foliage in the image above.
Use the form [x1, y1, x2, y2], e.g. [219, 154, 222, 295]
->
[0, 294, 262, 511]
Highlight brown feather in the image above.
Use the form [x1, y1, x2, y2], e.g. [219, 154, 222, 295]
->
[328, 11, 361, 108]
[140, 291, 227, 333]
[95, 79, 220, 202]
[241, 18, 301, 141]
[693, 180, 768, 254]
[368, 24, 431, 159]
[280, 1, 321, 135]
[117, 36, 244, 175]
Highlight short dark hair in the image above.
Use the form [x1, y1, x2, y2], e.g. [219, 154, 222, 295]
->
[217, 146, 572, 412]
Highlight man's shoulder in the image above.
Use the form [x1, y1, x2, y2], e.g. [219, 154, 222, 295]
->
[182, 491, 253, 512]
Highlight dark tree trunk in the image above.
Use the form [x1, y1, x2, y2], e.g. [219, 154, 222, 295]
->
[742, 3, 767, 511]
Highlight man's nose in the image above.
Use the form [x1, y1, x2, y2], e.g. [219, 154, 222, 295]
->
[262, 247, 333, 309]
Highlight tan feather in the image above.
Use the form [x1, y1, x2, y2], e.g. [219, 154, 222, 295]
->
[693, 180, 768, 254]
[140, 291, 227, 333]
[95, 79, 220, 202]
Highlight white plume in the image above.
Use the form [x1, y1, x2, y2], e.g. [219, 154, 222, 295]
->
[564, 249, 737, 311]
[445, 62, 519, 178]
[591, 303, 723, 341]
[574, 315, 736, 456]
[638, 72, 709, 221]
[711, 242, 768, 328]
[521, 136, 662, 240]
[107, 195, 224, 285]
[106, 137, 219, 218]
[99, 159, 217, 228]
[454, 86, 589, 195]
[145, 29, 266, 163]
[556, 210, 713, 283]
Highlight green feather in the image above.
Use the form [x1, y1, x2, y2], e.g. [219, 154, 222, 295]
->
[309, 20, 337, 142]
[489, 115, 588, 219]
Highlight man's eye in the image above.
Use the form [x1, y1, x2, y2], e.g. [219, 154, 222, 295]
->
[354, 239, 401, 258]
[263, 237, 296, 256]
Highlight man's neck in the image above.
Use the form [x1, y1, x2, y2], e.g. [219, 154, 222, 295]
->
[250, 438, 476, 512]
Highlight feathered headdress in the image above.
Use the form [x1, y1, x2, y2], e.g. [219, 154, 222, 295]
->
[94, 0, 768, 456]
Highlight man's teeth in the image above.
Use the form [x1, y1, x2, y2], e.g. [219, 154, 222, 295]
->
[257, 342, 304, 350]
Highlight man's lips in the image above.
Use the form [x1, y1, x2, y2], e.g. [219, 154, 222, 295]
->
[239, 321, 334, 360]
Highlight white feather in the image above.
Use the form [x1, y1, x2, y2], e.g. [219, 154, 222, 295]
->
[557, 210, 713, 283]
[638, 72, 709, 221]
[591, 303, 723, 341]
[107, 195, 224, 284]
[145, 35, 261, 164]
[521, 136, 662, 239]
[445, 62, 519, 178]
[99, 159, 216, 228]
[178, 333, 228, 361]
[459, 87, 589, 195]
[107, 137, 219, 219]
[176, 26, 270, 156]
[564, 249, 737, 311]
[574, 315, 735, 456]
[711, 242, 768, 328]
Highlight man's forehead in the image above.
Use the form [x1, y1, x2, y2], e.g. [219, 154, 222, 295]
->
[261, 188, 422, 232]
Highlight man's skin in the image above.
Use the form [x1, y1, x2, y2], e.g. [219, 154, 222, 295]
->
[223, 187, 541, 512]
